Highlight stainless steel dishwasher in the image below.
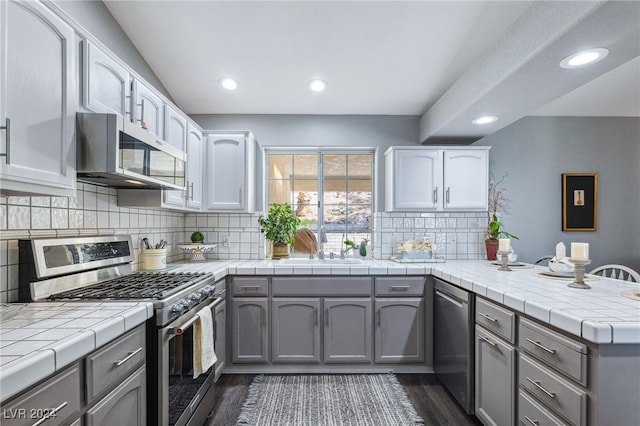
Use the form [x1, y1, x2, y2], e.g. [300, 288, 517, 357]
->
[433, 278, 475, 415]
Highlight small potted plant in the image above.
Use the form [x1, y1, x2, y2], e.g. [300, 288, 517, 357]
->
[258, 203, 301, 259]
[485, 214, 519, 260]
[190, 231, 205, 244]
[485, 172, 518, 260]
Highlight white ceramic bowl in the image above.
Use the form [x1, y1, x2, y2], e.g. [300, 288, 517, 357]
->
[548, 260, 574, 273]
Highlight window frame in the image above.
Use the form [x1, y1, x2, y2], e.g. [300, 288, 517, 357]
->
[264, 147, 376, 241]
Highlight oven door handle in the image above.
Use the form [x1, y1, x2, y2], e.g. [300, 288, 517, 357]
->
[169, 297, 224, 335]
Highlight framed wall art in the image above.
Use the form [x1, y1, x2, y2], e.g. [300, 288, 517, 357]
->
[562, 173, 598, 231]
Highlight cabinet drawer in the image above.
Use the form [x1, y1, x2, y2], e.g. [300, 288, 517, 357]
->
[375, 277, 425, 296]
[86, 325, 146, 402]
[519, 390, 568, 426]
[1, 363, 81, 426]
[272, 277, 372, 296]
[476, 297, 516, 344]
[519, 354, 586, 426]
[232, 277, 269, 296]
[519, 318, 587, 386]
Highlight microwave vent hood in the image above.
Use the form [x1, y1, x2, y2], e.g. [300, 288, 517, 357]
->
[76, 113, 186, 190]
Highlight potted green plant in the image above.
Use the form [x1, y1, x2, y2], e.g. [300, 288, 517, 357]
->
[258, 203, 301, 259]
[485, 173, 518, 260]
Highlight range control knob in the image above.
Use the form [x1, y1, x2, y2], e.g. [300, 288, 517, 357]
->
[201, 285, 214, 297]
[190, 292, 203, 303]
[171, 301, 186, 316]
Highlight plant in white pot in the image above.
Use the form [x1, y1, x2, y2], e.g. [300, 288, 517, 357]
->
[258, 203, 301, 259]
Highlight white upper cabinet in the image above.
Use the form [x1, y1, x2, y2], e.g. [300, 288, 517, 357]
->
[385, 146, 489, 212]
[185, 123, 204, 210]
[385, 149, 442, 210]
[162, 120, 203, 210]
[131, 79, 163, 138]
[163, 104, 188, 152]
[205, 132, 256, 212]
[0, 0, 77, 196]
[443, 150, 489, 210]
[82, 40, 131, 119]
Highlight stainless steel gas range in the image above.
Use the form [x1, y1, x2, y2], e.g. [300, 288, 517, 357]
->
[18, 235, 226, 426]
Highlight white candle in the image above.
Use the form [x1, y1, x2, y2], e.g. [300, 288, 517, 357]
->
[498, 238, 511, 252]
[571, 242, 589, 260]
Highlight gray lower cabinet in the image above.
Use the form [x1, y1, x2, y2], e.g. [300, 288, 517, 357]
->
[85, 366, 146, 426]
[0, 325, 146, 426]
[374, 298, 424, 363]
[324, 298, 372, 363]
[231, 297, 269, 363]
[474, 297, 517, 426]
[0, 363, 82, 426]
[474, 325, 516, 426]
[272, 298, 321, 363]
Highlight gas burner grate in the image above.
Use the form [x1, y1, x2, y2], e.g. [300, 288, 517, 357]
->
[48, 271, 213, 300]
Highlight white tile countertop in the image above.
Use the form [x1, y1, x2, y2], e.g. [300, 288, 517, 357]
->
[0, 302, 153, 402]
[169, 259, 640, 344]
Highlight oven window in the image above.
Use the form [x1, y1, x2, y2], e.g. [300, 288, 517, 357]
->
[168, 326, 209, 425]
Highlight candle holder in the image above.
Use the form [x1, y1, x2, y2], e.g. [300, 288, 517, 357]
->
[497, 250, 512, 271]
[568, 259, 592, 289]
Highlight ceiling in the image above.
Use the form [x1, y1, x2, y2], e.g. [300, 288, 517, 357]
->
[103, 0, 640, 143]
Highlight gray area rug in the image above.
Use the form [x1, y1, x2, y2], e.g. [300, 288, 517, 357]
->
[236, 374, 424, 425]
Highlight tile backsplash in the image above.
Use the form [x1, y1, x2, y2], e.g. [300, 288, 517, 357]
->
[0, 183, 489, 302]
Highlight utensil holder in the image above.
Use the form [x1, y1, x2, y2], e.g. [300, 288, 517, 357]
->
[143, 248, 167, 270]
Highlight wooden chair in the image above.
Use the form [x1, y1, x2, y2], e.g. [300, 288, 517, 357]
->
[534, 256, 554, 266]
[588, 264, 640, 283]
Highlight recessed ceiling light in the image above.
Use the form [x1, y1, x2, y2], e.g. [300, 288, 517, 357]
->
[309, 79, 328, 92]
[560, 48, 609, 69]
[125, 179, 144, 185]
[472, 116, 498, 125]
[219, 77, 238, 90]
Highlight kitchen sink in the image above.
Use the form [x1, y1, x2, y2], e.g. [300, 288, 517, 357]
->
[274, 258, 367, 266]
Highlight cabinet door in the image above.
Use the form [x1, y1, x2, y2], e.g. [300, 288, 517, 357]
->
[185, 123, 204, 209]
[443, 150, 488, 210]
[324, 298, 372, 363]
[85, 366, 146, 426]
[0, 0, 77, 196]
[231, 298, 268, 363]
[205, 134, 246, 210]
[475, 325, 515, 426]
[131, 79, 163, 138]
[271, 298, 321, 363]
[386, 149, 441, 211]
[375, 298, 424, 363]
[214, 299, 226, 381]
[162, 106, 189, 207]
[82, 40, 131, 119]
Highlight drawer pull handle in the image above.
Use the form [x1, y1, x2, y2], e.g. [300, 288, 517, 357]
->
[390, 285, 410, 291]
[479, 336, 497, 347]
[241, 285, 260, 290]
[115, 347, 143, 367]
[524, 415, 539, 425]
[526, 338, 556, 354]
[479, 312, 498, 322]
[31, 401, 68, 426]
[526, 377, 556, 399]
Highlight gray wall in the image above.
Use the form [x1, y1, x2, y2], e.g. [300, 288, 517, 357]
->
[191, 114, 421, 212]
[475, 116, 640, 271]
[54, 0, 171, 99]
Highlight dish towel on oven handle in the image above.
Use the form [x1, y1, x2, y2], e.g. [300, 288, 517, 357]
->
[193, 307, 217, 379]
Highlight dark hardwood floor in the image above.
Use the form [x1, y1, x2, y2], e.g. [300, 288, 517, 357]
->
[205, 374, 482, 425]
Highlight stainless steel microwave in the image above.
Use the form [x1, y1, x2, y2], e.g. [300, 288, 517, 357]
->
[76, 113, 186, 190]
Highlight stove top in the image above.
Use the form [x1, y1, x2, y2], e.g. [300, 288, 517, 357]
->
[47, 272, 213, 301]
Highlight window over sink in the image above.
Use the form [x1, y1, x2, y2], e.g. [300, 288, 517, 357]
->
[266, 150, 373, 254]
